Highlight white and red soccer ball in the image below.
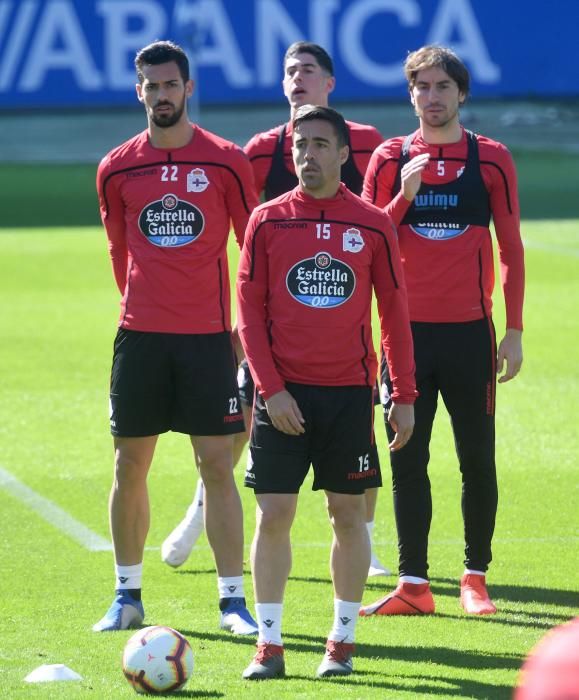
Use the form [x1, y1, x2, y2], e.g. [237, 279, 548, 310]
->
[122, 626, 194, 694]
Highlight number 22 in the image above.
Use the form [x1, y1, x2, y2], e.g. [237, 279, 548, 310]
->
[161, 165, 178, 181]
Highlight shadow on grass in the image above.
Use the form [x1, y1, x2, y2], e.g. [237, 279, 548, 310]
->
[279, 633, 523, 671]
[353, 671, 513, 699]
[173, 628, 518, 697]
[430, 611, 572, 631]
[171, 691, 224, 698]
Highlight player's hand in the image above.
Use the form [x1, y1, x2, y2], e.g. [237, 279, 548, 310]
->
[497, 328, 523, 383]
[401, 153, 430, 202]
[265, 390, 305, 436]
[387, 402, 415, 451]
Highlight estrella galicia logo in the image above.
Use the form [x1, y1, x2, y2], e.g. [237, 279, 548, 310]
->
[410, 222, 469, 240]
[138, 193, 204, 247]
[286, 252, 356, 308]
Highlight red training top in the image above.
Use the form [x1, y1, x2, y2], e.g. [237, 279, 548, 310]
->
[362, 128, 524, 329]
[237, 183, 417, 403]
[97, 125, 258, 334]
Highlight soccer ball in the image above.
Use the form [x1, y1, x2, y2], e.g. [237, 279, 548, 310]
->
[122, 626, 194, 694]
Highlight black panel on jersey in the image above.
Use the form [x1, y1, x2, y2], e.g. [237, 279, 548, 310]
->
[264, 124, 364, 201]
[393, 130, 491, 228]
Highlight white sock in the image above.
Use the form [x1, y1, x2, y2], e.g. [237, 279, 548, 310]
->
[185, 480, 204, 524]
[115, 563, 142, 591]
[399, 575, 428, 584]
[218, 576, 245, 600]
[328, 599, 360, 644]
[255, 603, 283, 645]
[464, 569, 485, 576]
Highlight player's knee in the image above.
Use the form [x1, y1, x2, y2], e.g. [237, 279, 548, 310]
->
[327, 494, 366, 534]
[256, 499, 294, 535]
[113, 453, 148, 486]
[198, 453, 234, 487]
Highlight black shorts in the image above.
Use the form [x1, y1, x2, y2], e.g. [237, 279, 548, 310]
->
[239, 358, 380, 409]
[244, 382, 382, 495]
[110, 328, 245, 437]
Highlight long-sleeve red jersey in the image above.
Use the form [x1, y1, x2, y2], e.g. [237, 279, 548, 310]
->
[362, 128, 524, 330]
[97, 125, 258, 334]
[244, 120, 383, 198]
[237, 184, 416, 404]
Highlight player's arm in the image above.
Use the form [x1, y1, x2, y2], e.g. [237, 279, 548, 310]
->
[371, 216, 417, 450]
[487, 144, 525, 382]
[236, 212, 286, 402]
[226, 147, 260, 247]
[96, 155, 128, 294]
[237, 213, 304, 435]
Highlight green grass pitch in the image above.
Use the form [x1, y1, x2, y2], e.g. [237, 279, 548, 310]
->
[0, 220, 577, 698]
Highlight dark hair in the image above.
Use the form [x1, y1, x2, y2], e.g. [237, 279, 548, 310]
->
[404, 45, 470, 98]
[284, 42, 334, 76]
[135, 40, 189, 84]
[292, 105, 348, 148]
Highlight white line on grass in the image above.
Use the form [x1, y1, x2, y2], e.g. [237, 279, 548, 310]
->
[0, 465, 112, 551]
[5, 463, 574, 552]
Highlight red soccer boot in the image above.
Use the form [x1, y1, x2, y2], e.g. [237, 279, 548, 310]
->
[359, 581, 435, 616]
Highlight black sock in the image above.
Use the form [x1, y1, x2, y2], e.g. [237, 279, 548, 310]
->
[116, 588, 142, 602]
[219, 596, 244, 611]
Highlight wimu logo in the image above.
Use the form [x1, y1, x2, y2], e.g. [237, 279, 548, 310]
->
[414, 191, 459, 210]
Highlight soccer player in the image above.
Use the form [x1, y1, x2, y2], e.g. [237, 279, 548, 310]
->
[93, 40, 259, 635]
[239, 105, 416, 680]
[359, 45, 524, 617]
[162, 41, 391, 578]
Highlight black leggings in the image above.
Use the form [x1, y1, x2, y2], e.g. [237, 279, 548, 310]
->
[382, 319, 497, 579]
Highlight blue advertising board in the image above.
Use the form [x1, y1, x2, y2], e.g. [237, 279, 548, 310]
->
[0, 0, 576, 109]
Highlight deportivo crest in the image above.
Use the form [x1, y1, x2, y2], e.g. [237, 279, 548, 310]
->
[343, 227, 365, 253]
[187, 168, 209, 193]
[138, 193, 205, 247]
[286, 252, 356, 308]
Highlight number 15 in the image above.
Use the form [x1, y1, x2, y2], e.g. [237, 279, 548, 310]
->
[316, 223, 330, 239]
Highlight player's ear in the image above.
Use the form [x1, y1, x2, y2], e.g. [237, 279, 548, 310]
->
[326, 75, 336, 96]
[339, 144, 349, 166]
[136, 82, 144, 103]
[186, 79, 194, 99]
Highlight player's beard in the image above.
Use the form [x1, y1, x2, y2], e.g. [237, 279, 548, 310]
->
[419, 101, 460, 130]
[150, 94, 187, 129]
